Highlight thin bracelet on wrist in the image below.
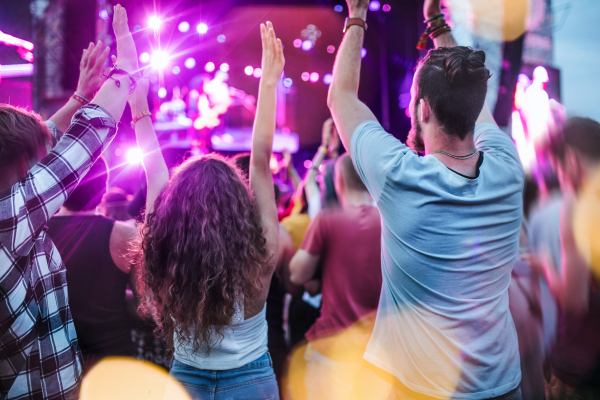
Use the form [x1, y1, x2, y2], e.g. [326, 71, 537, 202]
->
[72, 93, 89, 106]
[131, 110, 152, 129]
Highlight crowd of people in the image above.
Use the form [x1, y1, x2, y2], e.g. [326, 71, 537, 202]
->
[1, 0, 599, 399]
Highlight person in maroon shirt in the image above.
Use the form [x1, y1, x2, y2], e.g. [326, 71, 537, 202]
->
[289, 153, 382, 399]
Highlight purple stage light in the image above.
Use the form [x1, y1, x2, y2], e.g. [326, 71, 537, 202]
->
[361, 48, 367, 58]
[253, 68, 262, 78]
[309, 72, 319, 83]
[127, 148, 144, 165]
[220, 63, 229, 72]
[148, 16, 161, 31]
[301, 72, 310, 81]
[369, 1, 381, 11]
[383, 4, 391, 12]
[217, 34, 226, 43]
[244, 66, 254, 76]
[151, 51, 169, 69]
[139, 52, 150, 63]
[323, 73, 333, 85]
[334, 5, 343, 12]
[205, 62, 215, 72]
[197, 23, 208, 34]
[283, 78, 293, 87]
[301, 40, 313, 51]
[178, 21, 190, 33]
[293, 39, 302, 48]
[99, 9, 109, 20]
[184, 58, 196, 69]
[0, 63, 34, 78]
[304, 160, 313, 169]
[172, 66, 181, 75]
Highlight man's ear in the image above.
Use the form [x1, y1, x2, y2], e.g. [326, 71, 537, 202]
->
[420, 98, 430, 123]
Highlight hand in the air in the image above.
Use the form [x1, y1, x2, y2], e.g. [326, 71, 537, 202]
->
[423, 0, 443, 20]
[259, 21, 285, 87]
[128, 68, 151, 114]
[321, 118, 334, 148]
[76, 41, 110, 99]
[112, 4, 138, 73]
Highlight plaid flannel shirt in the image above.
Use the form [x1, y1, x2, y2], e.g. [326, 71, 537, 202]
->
[0, 105, 117, 400]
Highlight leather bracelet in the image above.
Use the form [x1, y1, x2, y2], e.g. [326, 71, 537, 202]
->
[72, 93, 89, 105]
[131, 110, 152, 129]
[343, 17, 368, 33]
[424, 13, 445, 23]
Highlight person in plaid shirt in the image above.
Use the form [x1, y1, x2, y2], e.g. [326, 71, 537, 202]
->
[0, 5, 138, 399]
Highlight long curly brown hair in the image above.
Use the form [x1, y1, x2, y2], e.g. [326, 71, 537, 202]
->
[135, 153, 268, 353]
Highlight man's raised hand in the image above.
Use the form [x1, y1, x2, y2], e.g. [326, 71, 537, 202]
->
[112, 4, 138, 73]
[77, 41, 110, 99]
[259, 22, 284, 88]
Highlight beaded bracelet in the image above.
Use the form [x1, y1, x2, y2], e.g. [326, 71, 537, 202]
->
[417, 13, 452, 50]
[131, 110, 152, 129]
[72, 93, 89, 105]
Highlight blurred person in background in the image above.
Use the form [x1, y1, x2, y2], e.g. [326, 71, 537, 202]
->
[101, 187, 134, 223]
[327, 0, 524, 397]
[530, 116, 600, 399]
[0, 5, 137, 397]
[290, 153, 381, 399]
[137, 22, 284, 399]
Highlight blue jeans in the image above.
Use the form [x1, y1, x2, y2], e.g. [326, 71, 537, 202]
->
[170, 352, 280, 400]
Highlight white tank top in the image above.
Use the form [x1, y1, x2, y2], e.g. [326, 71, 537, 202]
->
[173, 305, 268, 370]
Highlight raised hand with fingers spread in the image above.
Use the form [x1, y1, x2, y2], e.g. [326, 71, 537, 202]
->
[77, 41, 110, 99]
[259, 21, 285, 88]
[112, 4, 138, 73]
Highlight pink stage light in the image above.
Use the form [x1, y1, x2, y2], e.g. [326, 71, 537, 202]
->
[0, 31, 34, 51]
[148, 16, 161, 31]
[301, 40, 313, 51]
[172, 66, 181, 75]
[323, 73, 333, 85]
[127, 148, 144, 165]
[197, 23, 208, 34]
[185, 58, 196, 69]
[309, 72, 319, 83]
[253, 68, 262, 78]
[304, 160, 313, 169]
[361, 48, 367, 58]
[301, 72, 310, 81]
[151, 51, 169, 70]
[0, 63, 34, 78]
[383, 4, 391, 12]
[178, 21, 190, 33]
[158, 88, 167, 98]
[293, 39, 302, 48]
[327, 45, 336, 54]
[220, 63, 229, 72]
[99, 9, 109, 20]
[204, 62, 215, 72]
[283, 78, 293, 87]
[369, 1, 381, 11]
[244, 66, 254, 76]
[139, 52, 150, 63]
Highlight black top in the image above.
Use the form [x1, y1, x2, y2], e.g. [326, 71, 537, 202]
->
[46, 215, 134, 368]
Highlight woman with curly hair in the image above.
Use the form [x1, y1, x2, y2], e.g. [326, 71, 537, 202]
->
[135, 22, 284, 399]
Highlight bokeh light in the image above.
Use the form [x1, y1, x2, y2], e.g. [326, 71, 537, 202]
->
[127, 148, 144, 164]
[151, 51, 169, 70]
[361, 47, 367, 58]
[219, 63, 229, 72]
[148, 16, 161, 31]
[184, 58, 196, 69]
[253, 68, 262, 78]
[304, 159, 313, 169]
[293, 39, 302, 48]
[139, 52, 150, 63]
[197, 23, 208, 34]
[172, 66, 181, 75]
[309, 72, 319, 83]
[204, 61, 215, 72]
[178, 21, 190, 33]
[99, 9, 109, 20]
[369, 1, 381, 11]
[301, 72, 310, 81]
[157, 88, 167, 98]
[244, 66, 254, 76]
[327, 45, 336, 54]
[383, 4, 391, 12]
[301, 40, 313, 51]
[323, 73, 333, 85]
[217, 34, 226, 43]
[334, 5, 343, 12]
[283, 78, 293, 87]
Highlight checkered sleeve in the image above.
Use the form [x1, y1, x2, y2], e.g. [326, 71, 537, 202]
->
[44, 120, 64, 150]
[0, 104, 116, 260]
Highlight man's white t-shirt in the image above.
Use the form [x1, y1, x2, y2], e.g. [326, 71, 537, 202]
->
[351, 121, 524, 399]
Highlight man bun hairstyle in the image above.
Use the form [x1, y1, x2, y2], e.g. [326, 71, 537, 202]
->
[417, 46, 491, 140]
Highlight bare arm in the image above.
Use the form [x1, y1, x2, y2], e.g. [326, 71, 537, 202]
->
[251, 22, 284, 279]
[49, 41, 110, 133]
[277, 224, 302, 296]
[289, 249, 320, 285]
[109, 221, 139, 274]
[327, 0, 377, 157]
[128, 71, 169, 221]
[305, 119, 333, 213]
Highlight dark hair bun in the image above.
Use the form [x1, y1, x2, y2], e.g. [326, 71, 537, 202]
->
[444, 47, 491, 86]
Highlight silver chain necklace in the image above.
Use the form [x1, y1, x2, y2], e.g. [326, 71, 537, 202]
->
[431, 149, 478, 160]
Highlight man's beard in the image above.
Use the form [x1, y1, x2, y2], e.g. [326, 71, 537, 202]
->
[407, 102, 425, 153]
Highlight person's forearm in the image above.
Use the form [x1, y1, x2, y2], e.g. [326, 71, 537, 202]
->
[91, 74, 130, 122]
[251, 81, 277, 171]
[329, 17, 365, 101]
[49, 98, 84, 133]
[432, 31, 458, 48]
